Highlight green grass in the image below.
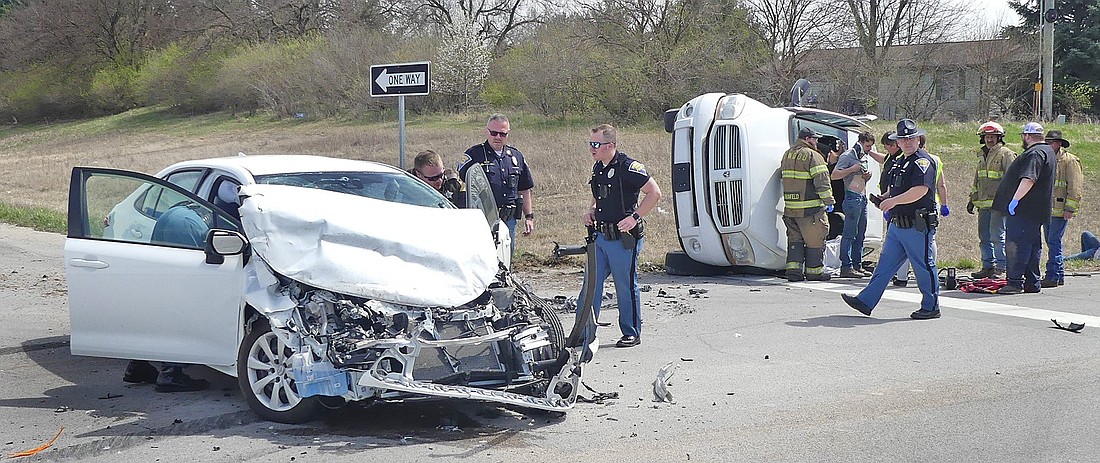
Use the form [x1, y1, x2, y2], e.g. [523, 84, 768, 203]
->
[0, 202, 66, 233]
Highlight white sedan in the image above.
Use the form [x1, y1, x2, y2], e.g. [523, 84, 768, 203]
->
[64, 154, 585, 423]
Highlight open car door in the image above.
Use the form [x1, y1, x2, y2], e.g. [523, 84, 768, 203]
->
[64, 167, 243, 366]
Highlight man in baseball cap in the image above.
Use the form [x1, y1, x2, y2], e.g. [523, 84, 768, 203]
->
[992, 122, 1057, 294]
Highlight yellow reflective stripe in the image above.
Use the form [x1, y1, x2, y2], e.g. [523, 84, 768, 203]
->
[785, 199, 824, 209]
[973, 200, 994, 208]
[1054, 179, 1068, 187]
[782, 170, 812, 179]
[805, 266, 825, 274]
[808, 164, 829, 176]
[786, 262, 802, 270]
[976, 170, 1003, 179]
[1065, 198, 1079, 209]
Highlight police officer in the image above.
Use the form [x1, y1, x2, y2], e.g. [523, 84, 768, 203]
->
[458, 113, 535, 251]
[411, 150, 465, 207]
[781, 127, 834, 282]
[968, 121, 1016, 279]
[993, 122, 1057, 295]
[843, 119, 940, 320]
[579, 124, 662, 348]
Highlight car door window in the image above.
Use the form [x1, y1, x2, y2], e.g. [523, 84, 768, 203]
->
[73, 168, 237, 248]
[164, 169, 206, 193]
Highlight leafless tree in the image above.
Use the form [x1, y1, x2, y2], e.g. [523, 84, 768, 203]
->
[742, 0, 840, 104]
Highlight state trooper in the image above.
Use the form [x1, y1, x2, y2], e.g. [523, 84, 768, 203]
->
[968, 121, 1016, 279]
[781, 127, 834, 282]
[579, 124, 662, 348]
[458, 113, 535, 253]
[1042, 130, 1084, 287]
[843, 119, 940, 320]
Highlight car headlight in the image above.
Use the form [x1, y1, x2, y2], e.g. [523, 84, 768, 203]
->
[716, 94, 747, 120]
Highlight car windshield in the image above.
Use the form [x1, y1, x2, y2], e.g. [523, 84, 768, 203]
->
[254, 171, 453, 208]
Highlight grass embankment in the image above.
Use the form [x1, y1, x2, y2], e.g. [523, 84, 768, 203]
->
[1, 108, 1097, 273]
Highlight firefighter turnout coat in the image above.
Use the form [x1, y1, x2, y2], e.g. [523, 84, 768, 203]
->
[782, 139, 834, 217]
[970, 142, 1015, 210]
[1052, 150, 1084, 217]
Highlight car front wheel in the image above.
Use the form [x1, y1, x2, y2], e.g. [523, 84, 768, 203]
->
[237, 320, 322, 423]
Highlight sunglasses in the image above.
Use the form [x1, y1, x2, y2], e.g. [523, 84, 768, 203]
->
[418, 170, 445, 181]
[589, 141, 614, 149]
[488, 129, 509, 137]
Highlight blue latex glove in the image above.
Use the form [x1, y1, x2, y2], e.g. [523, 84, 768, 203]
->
[826, 204, 834, 213]
[1008, 198, 1019, 216]
[940, 204, 950, 217]
[883, 211, 890, 220]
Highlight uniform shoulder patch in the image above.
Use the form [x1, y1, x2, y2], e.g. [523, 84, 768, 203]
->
[915, 158, 931, 173]
[628, 161, 648, 175]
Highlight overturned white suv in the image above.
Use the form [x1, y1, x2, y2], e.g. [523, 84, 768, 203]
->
[64, 155, 589, 423]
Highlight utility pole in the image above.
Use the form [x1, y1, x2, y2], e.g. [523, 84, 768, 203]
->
[1040, 0, 1054, 121]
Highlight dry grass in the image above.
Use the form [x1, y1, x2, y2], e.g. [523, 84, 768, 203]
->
[1, 112, 1097, 274]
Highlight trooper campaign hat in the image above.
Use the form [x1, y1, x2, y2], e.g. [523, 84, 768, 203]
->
[1044, 129, 1070, 147]
[888, 119, 926, 140]
[797, 127, 822, 139]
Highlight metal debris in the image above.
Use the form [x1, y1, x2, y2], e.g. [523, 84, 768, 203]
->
[652, 362, 677, 403]
[1051, 319, 1085, 333]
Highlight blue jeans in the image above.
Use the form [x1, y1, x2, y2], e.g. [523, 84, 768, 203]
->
[977, 208, 1006, 269]
[577, 232, 644, 338]
[1043, 217, 1068, 282]
[1066, 231, 1100, 260]
[840, 191, 868, 270]
[1005, 215, 1043, 291]
[504, 217, 517, 255]
[856, 224, 938, 311]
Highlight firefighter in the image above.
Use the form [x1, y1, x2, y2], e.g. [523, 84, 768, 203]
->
[1041, 130, 1083, 287]
[967, 121, 1016, 279]
[781, 127, 835, 282]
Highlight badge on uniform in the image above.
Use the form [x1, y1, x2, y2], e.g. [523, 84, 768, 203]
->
[628, 161, 647, 175]
[915, 158, 930, 173]
[607, 168, 615, 178]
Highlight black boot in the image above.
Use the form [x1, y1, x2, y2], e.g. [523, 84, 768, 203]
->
[123, 360, 158, 384]
[155, 365, 210, 393]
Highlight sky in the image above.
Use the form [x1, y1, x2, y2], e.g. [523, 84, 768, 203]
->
[981, 0, 1024, 27]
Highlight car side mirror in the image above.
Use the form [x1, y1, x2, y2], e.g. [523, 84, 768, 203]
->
[205, 229, 249, 265]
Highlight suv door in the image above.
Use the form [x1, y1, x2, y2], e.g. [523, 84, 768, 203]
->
[65, 167, 243, 367]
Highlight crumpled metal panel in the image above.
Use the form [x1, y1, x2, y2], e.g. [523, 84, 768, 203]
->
[238, 184, 497, 308]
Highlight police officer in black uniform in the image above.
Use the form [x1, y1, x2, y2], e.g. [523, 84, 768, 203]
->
[579, 124, 662, 348]
[458, 113, 535, 253]
[843, 119, 941, 320]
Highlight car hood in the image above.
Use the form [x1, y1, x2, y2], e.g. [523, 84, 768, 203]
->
[238, 184, 498, 307]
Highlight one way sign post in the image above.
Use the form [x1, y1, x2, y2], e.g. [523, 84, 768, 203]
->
[370, 62, 430, 97]
[370, 61, 431, 169]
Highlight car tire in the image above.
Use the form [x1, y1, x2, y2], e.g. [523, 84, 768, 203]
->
[665, 251, 728, 276]
[237, 319, 323, 424]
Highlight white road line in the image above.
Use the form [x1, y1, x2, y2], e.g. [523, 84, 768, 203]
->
[777, 279, 1100, 325]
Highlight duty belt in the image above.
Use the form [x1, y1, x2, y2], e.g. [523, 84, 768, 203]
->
[593, 221, 622, 240]
[890, 216, 916, 229]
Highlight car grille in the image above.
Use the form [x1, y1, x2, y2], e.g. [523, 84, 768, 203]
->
[710, 125, 744, 228]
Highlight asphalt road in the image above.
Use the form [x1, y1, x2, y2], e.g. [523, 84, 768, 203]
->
[3, 222, 1100, 462]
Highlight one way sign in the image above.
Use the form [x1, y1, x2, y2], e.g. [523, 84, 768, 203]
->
[370, 61, 431, 97]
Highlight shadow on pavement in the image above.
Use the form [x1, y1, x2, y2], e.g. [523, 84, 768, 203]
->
[786, 315, 912, 328]
[5, 336, 557, 461]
